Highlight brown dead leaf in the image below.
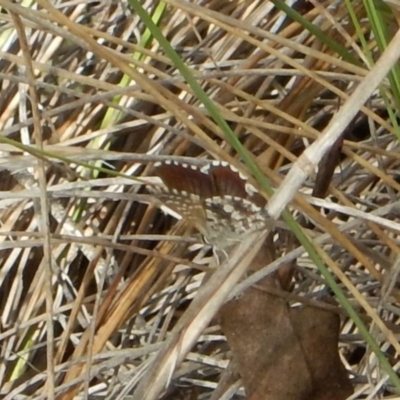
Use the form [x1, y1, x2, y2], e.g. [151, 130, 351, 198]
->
[291, 302, 352, 400]
[220, 267, 352, 400]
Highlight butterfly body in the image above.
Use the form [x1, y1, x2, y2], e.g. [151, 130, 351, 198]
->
[150, 161, 270, 249]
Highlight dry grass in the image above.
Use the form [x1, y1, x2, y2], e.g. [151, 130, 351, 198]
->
[1, 0, 400, 399]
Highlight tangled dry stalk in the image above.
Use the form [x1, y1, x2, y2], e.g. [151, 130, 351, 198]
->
[1, 0, 400, 399]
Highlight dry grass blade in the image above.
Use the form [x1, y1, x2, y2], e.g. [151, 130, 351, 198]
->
[132, 231, 267, 400]
[268, 28, 400, 218]
[0, 1, 400, 399]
